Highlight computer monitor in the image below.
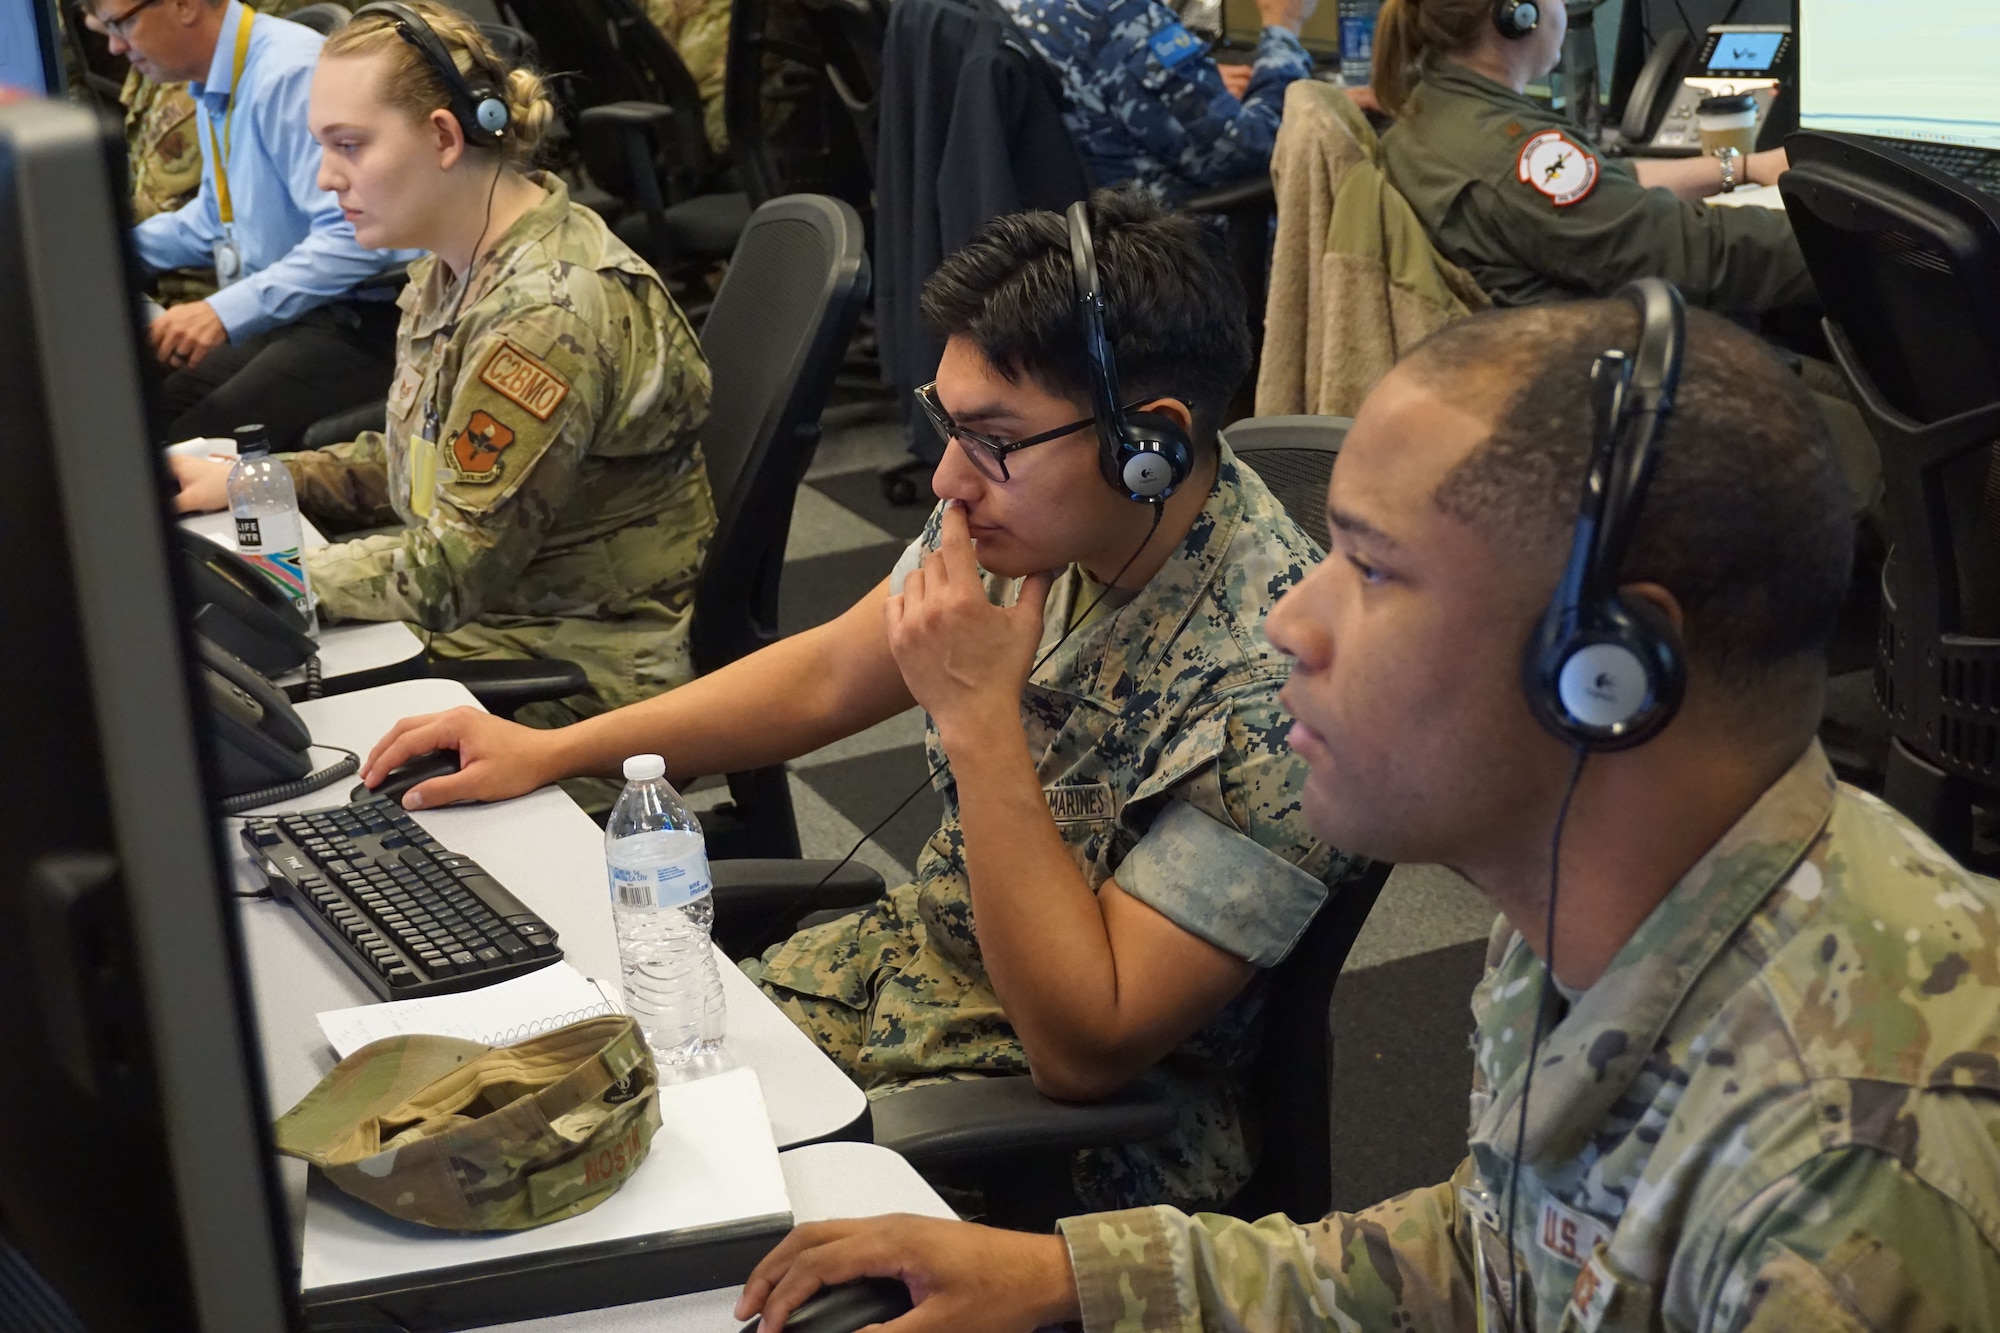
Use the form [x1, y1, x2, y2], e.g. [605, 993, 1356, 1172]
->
[0, 0, 64, 95]
[1220, 0, 1340, 59]
[0, 99, 297, 1329]
[1800, 1, 2000, 154]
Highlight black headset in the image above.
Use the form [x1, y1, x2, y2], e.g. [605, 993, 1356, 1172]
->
[352, 2, 510, 148]
[1521, 277, 1688, 750]
[1065, 200, 1195, 504]
[1493, 0, 1541, 40]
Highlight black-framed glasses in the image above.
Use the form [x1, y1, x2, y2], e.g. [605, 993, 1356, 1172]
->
[917, 381, 1117, 483]
[81, 0, 166, 38]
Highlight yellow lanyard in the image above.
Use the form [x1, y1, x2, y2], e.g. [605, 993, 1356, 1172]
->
[203, 8, 255, 228]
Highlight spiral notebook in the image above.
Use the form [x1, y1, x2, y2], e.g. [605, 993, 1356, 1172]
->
[316, 961, 624, 1059]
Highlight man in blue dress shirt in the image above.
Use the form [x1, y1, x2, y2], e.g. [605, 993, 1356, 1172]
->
[996, 0, 1318, 205]
[80, 0, 416, 447]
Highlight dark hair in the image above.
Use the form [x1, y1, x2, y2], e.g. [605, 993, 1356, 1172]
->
[918, 187, 1252, 453]
[1420, 301, 1854, 691]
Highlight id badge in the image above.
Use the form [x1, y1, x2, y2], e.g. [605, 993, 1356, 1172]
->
[212, 235, 244, 288]
[1461, 1184, 1515, 1333]
[410, 401, 441, 519]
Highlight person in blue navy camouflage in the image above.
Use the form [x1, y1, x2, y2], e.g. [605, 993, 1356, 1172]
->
[995, 0, 1317, 205]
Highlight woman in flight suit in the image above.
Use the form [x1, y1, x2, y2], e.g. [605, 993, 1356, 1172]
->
[1368, 0, 1813, 317]
[173, 0, 717, 731]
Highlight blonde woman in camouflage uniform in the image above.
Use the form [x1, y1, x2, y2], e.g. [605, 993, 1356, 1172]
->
[173, 1, 716, 733]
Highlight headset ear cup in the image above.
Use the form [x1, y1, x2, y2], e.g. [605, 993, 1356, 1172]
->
[475, 96, 509, 135]
[1110, 411, 1194, 502]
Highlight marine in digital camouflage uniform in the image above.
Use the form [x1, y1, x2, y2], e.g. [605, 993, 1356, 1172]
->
[284, 173, 715, 728]
[1381, 63, 1812, 315]
[995, 0, 1313, 206]
[746, 450, 1353, 1212]
[643, 0, 730, 153]
[1059, 741, 2000, 1330]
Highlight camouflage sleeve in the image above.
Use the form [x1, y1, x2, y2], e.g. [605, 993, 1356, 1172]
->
[1096, 0, 1311, 192]
[304, 308, 604, 630]
[1466, 146, 1815, 314]
[282, 433, 396, 532]
[1059, 1164, 1481, 1331]
[1723, 1147, 2000, 1333]
[1114, 686, 1340, 966]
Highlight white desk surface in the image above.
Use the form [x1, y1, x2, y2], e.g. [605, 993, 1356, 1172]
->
[181, 511, 425, 685]
[488, 1143, 956, 1333]
[237, 679, 869, 1155]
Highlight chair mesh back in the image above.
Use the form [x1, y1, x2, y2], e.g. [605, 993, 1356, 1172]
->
[1220, 416, 1352, 551]
[1235, 449, 1336, 551]
[691, 195, 868, 679]
[700, 215, 835, 516]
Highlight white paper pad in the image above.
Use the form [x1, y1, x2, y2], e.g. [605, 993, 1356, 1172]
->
[301, 1065, 791, 1291]
[316, 962, 624, 1059]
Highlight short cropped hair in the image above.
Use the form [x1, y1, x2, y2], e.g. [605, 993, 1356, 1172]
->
[1418, 301, 1854, 689]
[918, 188, 1252, 453]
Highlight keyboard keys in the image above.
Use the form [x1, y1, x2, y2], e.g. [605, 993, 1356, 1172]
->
[238, 793, 562, 1000]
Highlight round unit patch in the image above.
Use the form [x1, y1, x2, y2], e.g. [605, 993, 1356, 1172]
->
[1517, 129, 1599, 207]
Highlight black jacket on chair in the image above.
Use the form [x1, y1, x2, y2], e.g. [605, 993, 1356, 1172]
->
[875, 0, 1091, 460]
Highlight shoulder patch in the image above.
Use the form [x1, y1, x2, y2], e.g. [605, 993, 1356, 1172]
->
[450, 410, 516, 481]
[1148, 22, 1206, 72]
[1516, 129, 1599, 207]
[478, 339, 571, 421]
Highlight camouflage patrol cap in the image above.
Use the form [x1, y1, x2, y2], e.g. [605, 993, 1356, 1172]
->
[274, 1015, 661, 1232]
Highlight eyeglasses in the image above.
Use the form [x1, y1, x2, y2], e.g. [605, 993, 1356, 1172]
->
[81, 0, 166, 39]
[916, 381, 1107, 483]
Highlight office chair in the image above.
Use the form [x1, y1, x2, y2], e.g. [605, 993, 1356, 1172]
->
[1218, 414, 1352, 552]
[687, 193, 873, 865]
[1781, 132, 2000, 866]
[726, 0, 882, 217]
[495, 0, 747, 273]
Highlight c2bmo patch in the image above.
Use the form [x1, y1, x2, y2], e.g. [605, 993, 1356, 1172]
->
[478, 339, 571, 421]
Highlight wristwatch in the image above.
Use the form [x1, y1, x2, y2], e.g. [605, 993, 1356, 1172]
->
[1715, 146, 1742, 194]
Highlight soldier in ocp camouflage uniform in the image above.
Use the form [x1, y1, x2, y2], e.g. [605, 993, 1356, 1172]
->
[1061, 755, 2000, 1330]
[287, 170, 715, 728]
[995, 0, 1316, 206]
[642, 0, 730, 153]
[749, 450, 1347, 1210]
[733, 299, 2000, 1332]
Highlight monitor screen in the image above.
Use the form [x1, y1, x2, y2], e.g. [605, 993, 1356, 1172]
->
[0, 0, 61, 95]
[1221, 0, 1341, 57]
[1706, 29, 1785, 73]
[1802, 0, 2000, 153]
[0, 99, 297, 1330]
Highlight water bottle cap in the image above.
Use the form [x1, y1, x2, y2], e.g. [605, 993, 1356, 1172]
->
[622, 753, 666, 781]
[232, 423, 272, 456]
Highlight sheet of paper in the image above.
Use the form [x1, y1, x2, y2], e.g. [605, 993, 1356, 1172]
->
[316, 961, 624, 1060]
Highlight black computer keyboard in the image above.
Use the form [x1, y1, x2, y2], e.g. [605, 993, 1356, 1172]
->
[240, 792, 561, 999]
[1897, 141, 2000, 194]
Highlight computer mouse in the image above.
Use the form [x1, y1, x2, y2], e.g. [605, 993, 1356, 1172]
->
[351, 749, 461, 805]
[737, 1277, 913, 1333]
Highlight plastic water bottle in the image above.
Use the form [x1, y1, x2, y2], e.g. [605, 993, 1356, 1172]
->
[226, 423, 317, 632]
[606, 754, 728, 1078]
[1338, 0, 1378, 87]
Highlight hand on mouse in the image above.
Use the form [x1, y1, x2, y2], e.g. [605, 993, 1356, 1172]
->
[735, 1215, 1078, 1333]
[362, 706, 562, 809]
